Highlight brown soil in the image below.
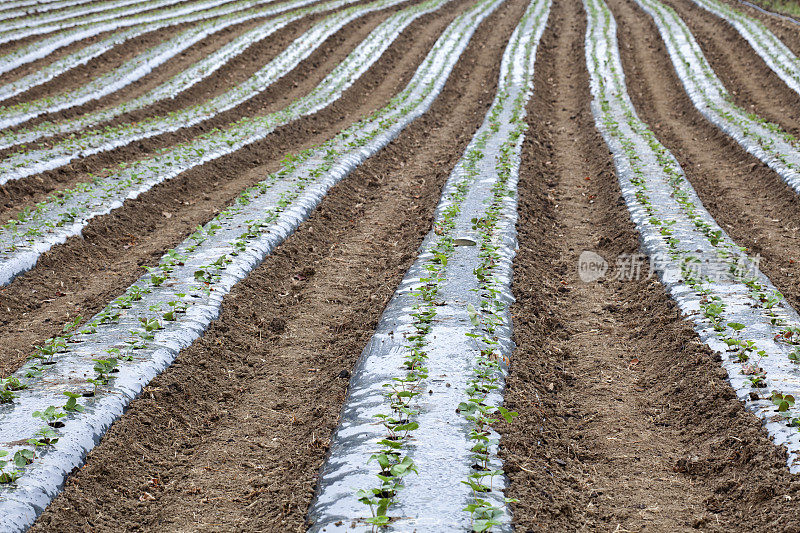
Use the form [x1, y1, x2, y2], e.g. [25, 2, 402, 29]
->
[0, 30, 76, 71]
[0, 10, 325, 164]
[0, 0, 414, 218]
[0, 28, 123, 90]
[0, 0, 465, 374]
[664, 0, 800, 138]
[500, 0, 800, 530]
[27, 0, 529, 529]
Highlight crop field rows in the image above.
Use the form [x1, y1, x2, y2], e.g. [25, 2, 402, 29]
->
[3, 0, 800, 530]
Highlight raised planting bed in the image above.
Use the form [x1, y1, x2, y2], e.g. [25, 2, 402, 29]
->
[0, 0, 357, 146]
[0, 0, 402, 169]
[0, 0, 298, 75]
[308, 0, 549, 528]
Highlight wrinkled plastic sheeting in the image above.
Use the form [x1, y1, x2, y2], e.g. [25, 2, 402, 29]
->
[586, 0, 800, 473]
[0, 0, 449, 288]
[308, 0, 551, 529]
[0, 0, 495, 527]
[0, 0, 187, 34]
[0, 0, 186, 33]
[637, 0, 800, 194]
[738, 0, 800, 25]
[0, 0, 101, 16]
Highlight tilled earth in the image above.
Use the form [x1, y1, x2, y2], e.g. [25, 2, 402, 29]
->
[2, 0, 800, 530]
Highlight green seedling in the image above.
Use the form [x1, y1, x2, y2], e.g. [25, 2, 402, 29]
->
[2, 377, 26, 391]
[62, 315, 82, 335]
[32, 336, 67, 363]
[92, 357, 118, 379]
[0, 451, 20, 484]
[33, 406, 66, 426]
[0, 389, 16, 404]
[28, 426, 59, 447]
[25, 364, 44, 379]
[62, 392, 84, 413]
[13, 449, 34, 468]
[144, 266, 167, 286]
[771, 391, 796, 413]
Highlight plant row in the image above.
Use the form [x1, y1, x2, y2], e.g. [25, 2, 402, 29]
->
[691, 0, 800, 95]
[456, 11, 544, 528]
[310, 0, 549, 530]
[636, 0, 800, 194]
[0, 0, 355, 147]
[0, 0, 327, 128]
[587, 0, 800, 473]
[0, 0, 390, 164]
[0, 0, 501, 527]
[0, 0, 450, 286]
[0, 0, 290, 75]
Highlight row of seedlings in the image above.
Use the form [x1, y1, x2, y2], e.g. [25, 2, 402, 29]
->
[690, 0, 800, 94]
[0, 0, 295, 75]
[586, 0, 800, 473]
[308, 0, 549, 529]
[0, 0, 328, 128]
[635, 0, 800, 193]
[0, 0, 453, 286]
[0, 0, 358, 147]
[457, 5, 544, 527]
[0, 0, 406, 173]
[0, 0, 504, 529]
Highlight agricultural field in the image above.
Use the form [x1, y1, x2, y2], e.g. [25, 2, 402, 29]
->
[3, 0, 800, 530]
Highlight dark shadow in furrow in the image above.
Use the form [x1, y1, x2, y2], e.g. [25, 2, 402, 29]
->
[27, 0, 528, 529]
[501, 0, 800, 530]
